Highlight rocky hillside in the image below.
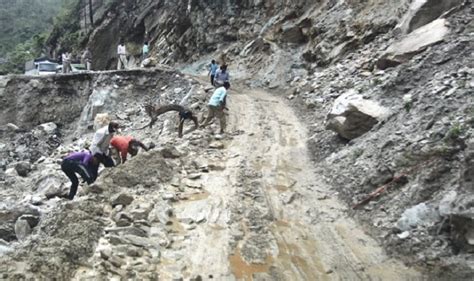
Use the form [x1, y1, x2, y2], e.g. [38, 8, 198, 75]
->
[0, 0, 473, 280]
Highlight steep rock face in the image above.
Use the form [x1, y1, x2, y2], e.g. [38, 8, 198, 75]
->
[48, 0, 313, 69]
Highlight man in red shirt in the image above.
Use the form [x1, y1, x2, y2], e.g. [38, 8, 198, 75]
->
[110, 136, 150, 164]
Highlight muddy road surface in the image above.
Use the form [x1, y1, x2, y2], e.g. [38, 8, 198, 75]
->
[158, 86, 423, 280]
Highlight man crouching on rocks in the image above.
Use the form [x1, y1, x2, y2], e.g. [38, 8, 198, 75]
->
[110, 135, 150, 164]
[201, 81, 230, 134]
[61, 152, 105, 200]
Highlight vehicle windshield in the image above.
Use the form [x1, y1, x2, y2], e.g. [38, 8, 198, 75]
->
[38, 63, 57, 72]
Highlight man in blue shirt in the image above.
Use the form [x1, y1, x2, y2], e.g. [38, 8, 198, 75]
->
[208, 60, 219, 86]
[201, 82, 230, 134]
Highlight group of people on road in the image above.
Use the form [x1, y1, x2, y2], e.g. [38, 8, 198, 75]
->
[61, 122, 150, 200]
[208, 60, 230, 87]
[60, 39, 149, 73]
[61, 58, 232, 200]
[117, 40, 150, 70]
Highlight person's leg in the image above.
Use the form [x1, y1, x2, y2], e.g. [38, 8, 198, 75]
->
[178, 118, 184, 138]
[117, 57, 122, 70]
[87, 61, 91, 70]
[122, 55, 128, 69]
[201, 106, 216, 127]
[61, 160, 79, 200]
[210, 75, 215, 85]
[216, 108, 226, 133]
[103, 154, 115, 167]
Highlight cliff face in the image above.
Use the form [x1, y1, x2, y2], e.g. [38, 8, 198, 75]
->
[48, 0, 412, 70]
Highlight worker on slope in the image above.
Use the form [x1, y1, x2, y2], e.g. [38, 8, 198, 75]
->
[201, 81, 230, 134]
[90, 121, 120, 167]
[208, 59, 219, 86]
[60, 151, 104, 200]
[110, 135, 150, 164]
[214, 64, 230, 87]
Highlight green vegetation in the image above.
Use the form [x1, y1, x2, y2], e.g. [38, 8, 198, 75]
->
[0, 0, 77, 74]
[445, 122, 465, 141]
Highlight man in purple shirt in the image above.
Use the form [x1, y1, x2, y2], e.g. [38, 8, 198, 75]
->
[61, 151, 105, 200]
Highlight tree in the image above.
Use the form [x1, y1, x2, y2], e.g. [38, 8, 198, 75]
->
[88, 0, 93, 26]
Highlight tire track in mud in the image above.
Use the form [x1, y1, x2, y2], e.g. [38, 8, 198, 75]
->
[223, 88, 423, 280]
[153, 84, 423, 280]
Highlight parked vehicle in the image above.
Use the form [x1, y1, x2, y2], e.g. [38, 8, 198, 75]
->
[24, 59, 59, 75]
[56, 63, 87, 73]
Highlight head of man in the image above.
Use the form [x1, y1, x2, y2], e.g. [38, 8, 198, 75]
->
[92, 153, 106, 166]
[221, 65, 227, 72]
[211, 59, 216, 64]
[108, 122, 120, 133]
[223, 82, 230, 90]
[128, 141, 140, 156]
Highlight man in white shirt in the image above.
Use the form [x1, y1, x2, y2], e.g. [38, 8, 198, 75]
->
[90, 121, 120, 167]
[117, 41, 127, 70]
[62, 52, 71, 73]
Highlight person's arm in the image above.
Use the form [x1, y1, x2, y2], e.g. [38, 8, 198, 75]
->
[131, 139, 149, 151]
[219, 90, 227, 104]
[120, 148, 128, 163]
[82, 153, 92, 166]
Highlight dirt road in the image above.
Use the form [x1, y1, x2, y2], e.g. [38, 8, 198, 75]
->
[159, 87, 423, 280]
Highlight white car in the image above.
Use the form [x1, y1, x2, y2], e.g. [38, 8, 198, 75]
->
[24, 61, 59, 75]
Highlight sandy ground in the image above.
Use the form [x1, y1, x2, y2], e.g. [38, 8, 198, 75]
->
[159, 85, 423, 280]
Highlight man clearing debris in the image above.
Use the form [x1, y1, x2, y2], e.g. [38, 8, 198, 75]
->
[214, 65, 230, 87]
[141, 104, 199, 138]
[90, 121, 120, 167]
[201, 81, 230, 134]
[110, 136, 150, 164]
[117, 40, 128, 70]
[61, 151, 104, 200]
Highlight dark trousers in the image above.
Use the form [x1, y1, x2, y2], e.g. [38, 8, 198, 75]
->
[102, 155, 115, 167]
[210, 74, 215, 86]
[61, 159, 92, 200]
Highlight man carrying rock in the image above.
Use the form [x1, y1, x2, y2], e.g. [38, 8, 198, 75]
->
[61, 151, 105, 200]
[110, 135, 150, 164]
[90, 121, 120, 167]
[201, 82, 230, 134]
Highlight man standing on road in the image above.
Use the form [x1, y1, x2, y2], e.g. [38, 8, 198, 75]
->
[81, 48, 92, 71]
[110, 135, 150, 164]
[90, 121, 120, 167]
[62, 51, 71, 73]
[201, 82, 230, 134]
[142, 42, 149, 62]
[208, 59, 218, 86]
[117, 40, 128, 70]
[61, 151, 104, 200]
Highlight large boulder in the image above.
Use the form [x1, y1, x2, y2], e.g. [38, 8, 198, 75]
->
[325, 91, 390, 140]
[377, 19, 449, 70]
[397, 0, 464, 34]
